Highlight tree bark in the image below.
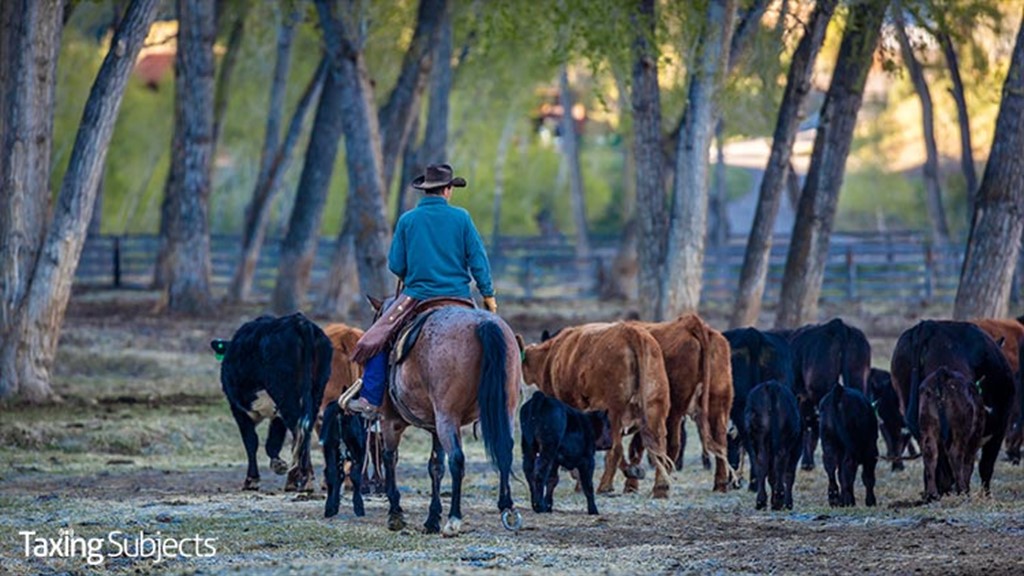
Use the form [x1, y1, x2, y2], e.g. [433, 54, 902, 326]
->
[631, 0, 667, 321]
[731, 0, 836, 328]
[315, 0, 393, 320]
[709, 120, 728, 248]
[0, 0, 156, 401]
[0, 0, 62, 401]
[938, 30, 978, 208]
[229, 58, 325, 302]
[894, 6, 950, 247]
[394, 106, 421, 224]
[271, 64, 344, 314]
[559, 66, 591, 262]
[953, 14, 1024, 320]
[157, 0, 216, 315]
[775, 0, 888, 329]
[662, 0, 736, 318]
[490, 107, 518, 258]
[376, 0, 445, 197]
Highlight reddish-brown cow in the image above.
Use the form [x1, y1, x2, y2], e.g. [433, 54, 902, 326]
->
[969, 318, 1024, 463]
[521, 322, 673, 498]
[630, 315, 736, 492]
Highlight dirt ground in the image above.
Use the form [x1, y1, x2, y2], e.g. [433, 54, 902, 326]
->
[1, 291, 1023, 575]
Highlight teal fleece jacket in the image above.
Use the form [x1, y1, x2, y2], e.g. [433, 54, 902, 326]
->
[388, 195, 494, 300]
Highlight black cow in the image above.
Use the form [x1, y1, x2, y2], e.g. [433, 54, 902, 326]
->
[520, 390, 612, 515]
[918, 367, 986, 501]
[891, 320, 1017, 496]
[869, 368, 918, 471]
[216, 313, 331, 492]
[743, 380, 802, 510]
[321, 400, 367, 517]
[819, 384, 878, 507]
[724, 327, 793, 489]
[785, 318, 872, 471]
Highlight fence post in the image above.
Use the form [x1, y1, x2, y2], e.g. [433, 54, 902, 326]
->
[113, 236, 122, 288]
[845, 247, 856, 300]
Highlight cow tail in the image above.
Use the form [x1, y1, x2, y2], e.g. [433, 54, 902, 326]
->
[750, 329, 763, 392]
[321, 400, 342, 518]
[832, 385, 856, 455]
[906, 326, 924, 439]
[300, 319, 317, 438]
[476, 321, 513, 477]
[840, 325, 854, 394]
[633, 328, 674, 475]
[692, 321, 730, 472]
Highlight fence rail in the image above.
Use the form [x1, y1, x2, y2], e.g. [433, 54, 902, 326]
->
[74, 233, 1024, 305]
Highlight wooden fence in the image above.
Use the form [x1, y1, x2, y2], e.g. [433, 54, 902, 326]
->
[74, 232, 1024, 305]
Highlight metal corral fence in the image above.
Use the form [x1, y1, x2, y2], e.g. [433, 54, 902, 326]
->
[74, 232, 1024, 305]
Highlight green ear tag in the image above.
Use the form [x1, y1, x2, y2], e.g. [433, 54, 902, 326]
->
[520, 349, 526, 363]
[215, 353, 225, 362]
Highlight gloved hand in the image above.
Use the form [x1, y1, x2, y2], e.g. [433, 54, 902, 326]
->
[483, 296, 498, 314]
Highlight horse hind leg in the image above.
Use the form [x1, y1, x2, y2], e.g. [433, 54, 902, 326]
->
[425, 433, 446, 534]
[437, 421, 465, 537]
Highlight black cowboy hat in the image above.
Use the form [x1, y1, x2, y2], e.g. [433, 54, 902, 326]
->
[411, 163, 467, 190]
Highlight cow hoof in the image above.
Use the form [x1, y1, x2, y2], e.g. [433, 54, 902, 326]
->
[596, 484, 614, 494]
[652, 485, 669, 499]
[442, 517, 462, 537]
[755, 499, 766, 510]
[388, 513, 407, 532]
[713, 483, 729, 493]
[624, 465, 646, 480]
[243, 477, 260, 491]
[623, 478, 640, 493]
[270, 458, 288, 475]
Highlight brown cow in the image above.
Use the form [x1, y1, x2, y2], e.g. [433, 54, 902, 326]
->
[629, 315, 736, 492]
[969, 318, 1024, 464]
[521, 322, 673, 498]
[918, 367, 986, 501]
[319, 323, 364, 421]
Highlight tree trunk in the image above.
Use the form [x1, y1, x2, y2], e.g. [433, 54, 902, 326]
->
[394, 107, 421, 224]
[938, 30, 978, 209]
[211, 1, 248, 153]
[271, 64, 344, 314]
[490, 107, 518, 258]
[229, 58, 325, 302]
[710, 120, 728, 248]
[631, 0, 667, 321]
[0, 0, 156, 401]
[953, 14, 1024, 320]
[604, 71, 638, 302]
[0, 0, 62, 401]
[662, 0, 736, 318]
[315, 0, 393, 318]
[894, 7, 950, 247]
[88, 173, 104, 237]
[559, 66, 591, 262]
[376, 0, 445, 197]
[730, 0, 836, 328]
[775, 0, 888, 329]
[157, 0, 216, 315]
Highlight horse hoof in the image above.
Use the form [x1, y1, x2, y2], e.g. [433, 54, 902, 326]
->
[501, 508, 522, 532]
[243, 477, 260, 491]
[442, 517, 462, 537]
[388, 514, 407, 532]
[270, 458, 288, 475]
[596, 484, 614, 494]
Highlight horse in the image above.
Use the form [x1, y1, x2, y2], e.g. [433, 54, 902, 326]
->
[367, 296, 521, 536]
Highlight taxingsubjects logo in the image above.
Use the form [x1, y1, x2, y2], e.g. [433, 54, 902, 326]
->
[18, 527, 217, 567]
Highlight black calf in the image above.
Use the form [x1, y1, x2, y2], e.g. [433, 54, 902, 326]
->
[744, 381, 802, 510]
[520, 391, 612, 515]
[869, 368, 917, 471]
[321, 401, 367, 517]
[819, 385, 878, 507]
[216, 312, 331, 492]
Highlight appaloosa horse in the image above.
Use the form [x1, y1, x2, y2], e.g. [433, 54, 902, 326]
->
[370, 299, 521, 536]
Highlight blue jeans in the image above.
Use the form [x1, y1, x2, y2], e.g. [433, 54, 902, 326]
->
[361, 349, 388, 407]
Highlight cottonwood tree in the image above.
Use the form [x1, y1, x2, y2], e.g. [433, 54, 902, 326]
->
[0, 0, 158, 401]
[953, 9, 1024, 320]
[776, 0, 890, 329]
[153, 0, 217, 314]
[731, 0, 838, 328]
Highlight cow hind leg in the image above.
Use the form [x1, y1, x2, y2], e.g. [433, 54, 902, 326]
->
[425, 434, 446, 534]
[266, 417, 289, 475]
[862, 457, 877, 507]
[229, 405, 262, 491]
[839, 454, 856, 507]
[578, 459, 599, 515]
[597, 428, 623, 494]
[753, 438, 769, 510]
[822, 444, 840, 507]
[977, 434, 1004, 496]
[770, 451, 787, 511]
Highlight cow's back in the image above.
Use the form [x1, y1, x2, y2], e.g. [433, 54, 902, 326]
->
[970, 318, 1024, 374]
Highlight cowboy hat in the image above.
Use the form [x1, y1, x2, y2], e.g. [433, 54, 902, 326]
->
[411, 163, 467, 190]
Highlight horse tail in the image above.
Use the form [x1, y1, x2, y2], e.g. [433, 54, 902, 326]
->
[299, 317, 317, 436]
[476, 320, 513, 475]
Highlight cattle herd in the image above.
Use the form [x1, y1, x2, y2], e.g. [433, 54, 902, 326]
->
[212, 311, 1024, 527]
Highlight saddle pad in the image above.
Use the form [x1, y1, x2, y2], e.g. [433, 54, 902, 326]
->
[390, 309, 439, 366]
